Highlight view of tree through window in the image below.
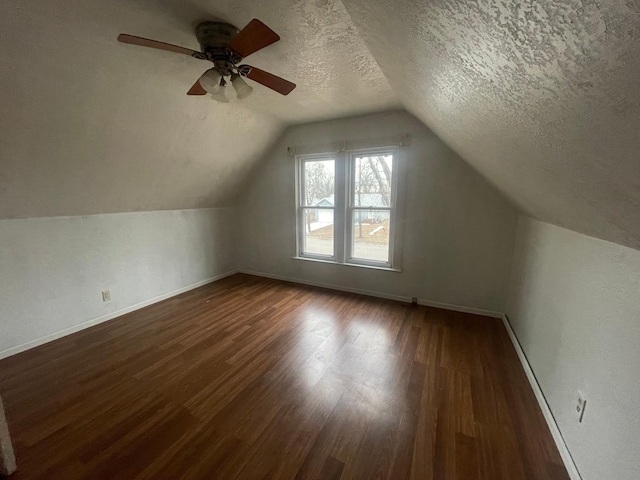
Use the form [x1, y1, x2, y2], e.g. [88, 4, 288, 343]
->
[301, 159, 335, 257]
[353, 155, 392, 207]
[303, 160, 334, 207]
[351, 155, 393, 263]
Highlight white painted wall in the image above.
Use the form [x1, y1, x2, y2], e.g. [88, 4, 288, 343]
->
[0, 208, 236, 357]
[506, 217, 640, 480]
[237, 110, 519, 313]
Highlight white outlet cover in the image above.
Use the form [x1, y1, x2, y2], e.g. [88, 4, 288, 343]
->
[102, 290, 111, 302]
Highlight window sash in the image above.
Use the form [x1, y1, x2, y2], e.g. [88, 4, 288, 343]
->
[300, 207, 335, 259]
[349, 153, 394, 209]
[346, 209, 393, 266]
[300, 157, 336, 208]
[297, 156, 337, 260]
[346, 151, 396, 267]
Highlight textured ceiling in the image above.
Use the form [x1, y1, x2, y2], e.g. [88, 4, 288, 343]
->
[342, 0, 640, 250]
[0, 0, 397, 218]
[3, 0, 640, 252]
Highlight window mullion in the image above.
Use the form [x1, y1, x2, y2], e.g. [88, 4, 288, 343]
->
[351, 152, 359, 263]
[334, 152, 347, 263]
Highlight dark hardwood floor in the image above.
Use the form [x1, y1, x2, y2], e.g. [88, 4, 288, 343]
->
[0, 274, 569, 480]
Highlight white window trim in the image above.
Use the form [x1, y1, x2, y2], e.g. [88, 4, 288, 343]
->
[296, 155, 338, 262]
[295, 147, 403, 271]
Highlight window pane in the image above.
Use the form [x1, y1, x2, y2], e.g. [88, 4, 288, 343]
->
[303, 159, 335, 207]
[351, 210, 390, 262]
[302, 208, 334, 257]
[353, 154, 393, 207]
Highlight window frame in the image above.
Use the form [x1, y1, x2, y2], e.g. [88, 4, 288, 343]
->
[296, 155, 338, 262]
[295, 147, 401, 270]
[346, 149, 398, 268]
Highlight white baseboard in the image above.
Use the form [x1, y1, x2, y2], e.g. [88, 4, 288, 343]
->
[237, 269, 410, 303]
[237, 269, 502, 318]
[0, 270, 238, 360]
[417, 298, 502, 318]
[501, 314, 582, 480]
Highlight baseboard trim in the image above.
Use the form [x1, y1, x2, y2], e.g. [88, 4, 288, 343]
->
[501, 314, 582, 480]
[0, 270, 238, 360]
[238, 269, 502, 318]
[238, 269, 410, 303]
[417, 298, 502, 318]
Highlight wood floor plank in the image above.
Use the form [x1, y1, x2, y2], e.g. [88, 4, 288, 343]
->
[0, 274, 571, 479]
[455, 432, 479, 480]
[317, 456, 345, 480]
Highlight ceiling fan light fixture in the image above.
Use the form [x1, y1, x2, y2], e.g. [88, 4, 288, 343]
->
[210, 84, 229, 103]
[199, 69, 222, 93]
[231, 74, 253, 100]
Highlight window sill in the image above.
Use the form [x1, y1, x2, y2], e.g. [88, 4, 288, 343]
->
[291, 256, 401, 272]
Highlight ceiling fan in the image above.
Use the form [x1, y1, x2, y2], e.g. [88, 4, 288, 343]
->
[118, 19, 296, 103]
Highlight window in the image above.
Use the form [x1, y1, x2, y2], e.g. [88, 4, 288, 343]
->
[299, 157, 336, 259]
[296, 149, 399, 269]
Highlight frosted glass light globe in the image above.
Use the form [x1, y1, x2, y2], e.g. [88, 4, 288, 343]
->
[199, 69, 222, 93]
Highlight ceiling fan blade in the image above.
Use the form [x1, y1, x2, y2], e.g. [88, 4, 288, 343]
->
[118, 34, 202, 57]
[228, 19, 280, 58]
[187, 79, 207, 95]
[241, 66, 296, 95]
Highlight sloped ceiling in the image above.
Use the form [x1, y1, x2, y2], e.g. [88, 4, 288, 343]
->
[0, 0, 398, 218]
[3, 0, 639, 252]
[341, 0, 640, 250]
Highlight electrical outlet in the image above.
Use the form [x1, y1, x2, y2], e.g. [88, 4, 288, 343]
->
[576, 391, 587, 422]
[102, 290, 111, 302]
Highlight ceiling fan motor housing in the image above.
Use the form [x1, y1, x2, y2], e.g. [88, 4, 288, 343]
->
[196, 21, 241, 75]
[195, 21, 240, 50]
